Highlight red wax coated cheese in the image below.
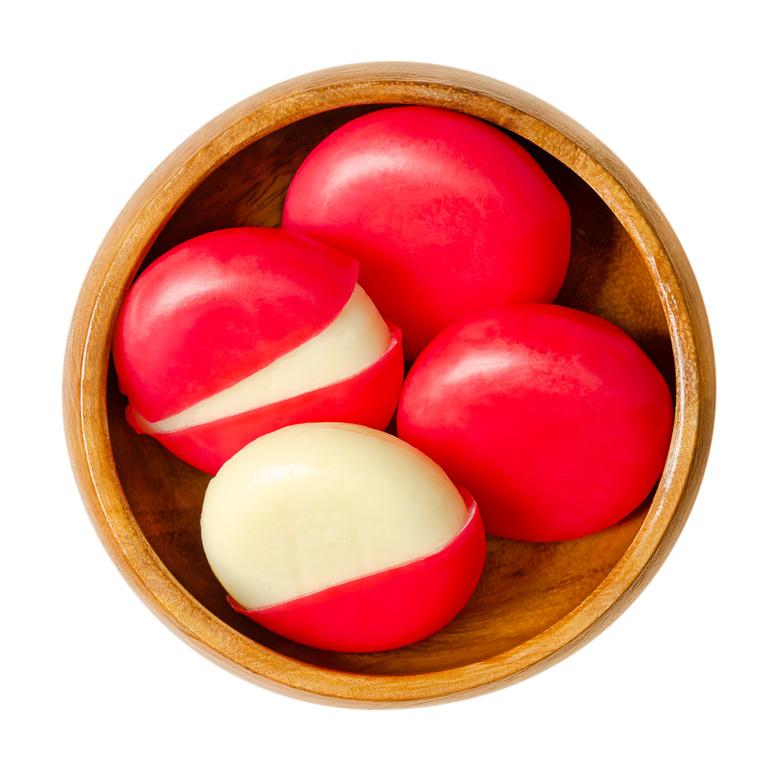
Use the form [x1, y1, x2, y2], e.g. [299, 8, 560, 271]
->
[201, 423, 486, 652]
[114, 228, 404, 473]
[283, 106, 571, 357]
[397, 305, 674, 542]
[230, 491, 484, 652]
[126, 323, 403, 475]
[114, 227, 358, 421]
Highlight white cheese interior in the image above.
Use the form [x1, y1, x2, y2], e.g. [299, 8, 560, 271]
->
[201, 423, 468, 609]
[138, 285, 389, 433]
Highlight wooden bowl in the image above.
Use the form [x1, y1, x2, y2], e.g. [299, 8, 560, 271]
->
[64, 63, 715, 706]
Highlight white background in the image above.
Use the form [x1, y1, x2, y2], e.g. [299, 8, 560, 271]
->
[3, 2, 778, 777]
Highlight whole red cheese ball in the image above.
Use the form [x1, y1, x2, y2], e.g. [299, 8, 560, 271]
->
[397, 304, 674, 541]
[113, 227, 403, 473]
[283, 106, 571, 357]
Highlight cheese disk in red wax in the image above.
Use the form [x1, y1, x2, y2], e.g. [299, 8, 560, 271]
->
[282, 106, 571, 357]
[397, 304, 674, 542]
[201, 423, 486, 652]
[113, 227, 404, 474]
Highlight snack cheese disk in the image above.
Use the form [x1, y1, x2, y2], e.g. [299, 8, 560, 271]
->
[283, 106, 571, 357]
[397, 304, 674, 542]
[201, 423, 486, 652]
[113, 228, 403, 473]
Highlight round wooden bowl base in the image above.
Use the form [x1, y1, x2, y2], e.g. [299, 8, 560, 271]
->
[66, 66, 714, 705]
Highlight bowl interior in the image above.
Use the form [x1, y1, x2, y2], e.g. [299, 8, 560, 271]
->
[108, 105, 674, 675]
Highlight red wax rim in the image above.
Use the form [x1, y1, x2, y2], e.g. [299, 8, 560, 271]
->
[114, 227, 360, 421]
[126, 323, 404, 474]
[228, 487, 486, 653]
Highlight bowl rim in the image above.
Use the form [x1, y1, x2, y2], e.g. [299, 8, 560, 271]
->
[63, 61, 716, 706]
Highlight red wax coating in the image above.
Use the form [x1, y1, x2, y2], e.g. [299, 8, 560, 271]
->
[114, 227, 359, 422]
[397, 305, 674, 542]
[127, 325, 404, 475]
[283, 106, 571, 357]
[230, 489, 486, 652]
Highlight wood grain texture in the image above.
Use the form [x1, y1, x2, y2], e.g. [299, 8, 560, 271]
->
[63, 63, 715, 706]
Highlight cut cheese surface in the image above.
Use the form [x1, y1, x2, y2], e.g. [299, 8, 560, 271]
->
[137, 285, 389, 433]
[201, 423, 468, 609]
